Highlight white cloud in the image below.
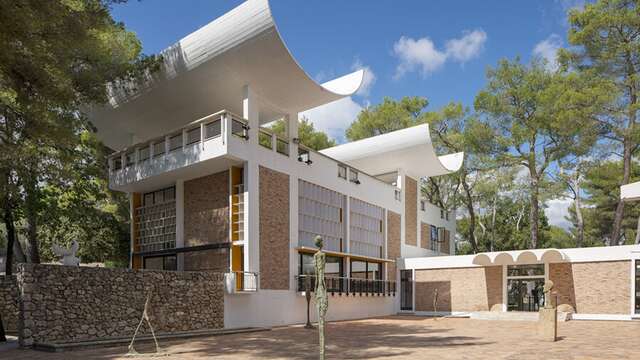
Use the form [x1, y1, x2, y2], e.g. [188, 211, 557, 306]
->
[300, 97, 363, 144]
[545, 197, 573, 230]
[393, 36, 447, 78]
[393, 29, 487, 78]
[533, 34, 563, 71]
[350, 59, 376, 97]
[445, 29, 488, 62]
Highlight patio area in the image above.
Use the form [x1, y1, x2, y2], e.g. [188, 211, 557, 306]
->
[3, 315, 639, 359]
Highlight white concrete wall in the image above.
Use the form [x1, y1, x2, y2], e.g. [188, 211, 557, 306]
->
[224, 291, 396, 329]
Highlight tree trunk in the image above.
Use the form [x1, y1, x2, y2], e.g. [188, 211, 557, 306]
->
[23, 171, 40, 263]
[529, 177, 540, 249]
[462, 179, 478, 253]
[574, 180, 584, 248]
[490, 195, 497, 252]
[2, 203, 16, 276]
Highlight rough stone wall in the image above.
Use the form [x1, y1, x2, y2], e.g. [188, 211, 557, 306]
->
[259, 166, 290, 290]
[0, 275, 18, 332]
[549, 261, 630, 314]
[404, 177, 417, 246]
[415, 266, 502, 312]
[184, 171, 229, 247]
[17, 264, 224, 347]
[420, 222, 431, 250]
[387, 211, 401, 280]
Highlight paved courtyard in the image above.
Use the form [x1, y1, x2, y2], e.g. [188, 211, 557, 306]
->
[3, 315, 639, 359]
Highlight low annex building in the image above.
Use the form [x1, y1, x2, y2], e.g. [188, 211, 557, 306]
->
[400, 245, 640, 321]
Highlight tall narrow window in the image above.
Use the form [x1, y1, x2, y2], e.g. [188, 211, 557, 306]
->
[635, 260, 640, 314]
[338, 164, 347, 179]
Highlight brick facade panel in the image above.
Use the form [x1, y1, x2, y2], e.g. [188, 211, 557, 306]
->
[404, 177, 417, 246]
[549, 261, 630, 314]
[420, 222, 430, 250]
[259, 166, 290, 290]
[387, 211, 401, 280]
[415, 266, 502, 312]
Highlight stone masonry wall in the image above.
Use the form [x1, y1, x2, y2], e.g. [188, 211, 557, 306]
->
[386, 211, 401, 280]
[0, 275, 18, 332]
[549, 261, 630, 314]
[420, 222, 431, 250]
[17, 264, 224, 347]
[259, 166, 290, 290]
[404, 177, 417, 246]
[415, 266, 503, 312]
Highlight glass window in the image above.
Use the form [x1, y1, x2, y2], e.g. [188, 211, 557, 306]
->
[139, 146, 150, 162]
[349, 259, 383, 280]
[394, 189, 401, 201]
[153, 140, 165, 157]
[420, 200, 426, 211]
[125, 151, 135, 166]
[299, 253, 344, 278]
[430, 225, 438, 251]
[349, 169, 359, 183]
[205, 120, 221, 139]
[440, 209, 445, 219]
[169, 133, 182, 151]
[446, 211, 450, 221]
[507, 264, 545, 277]
[338, 165, 347, 179]
[186, 127, 200, 145]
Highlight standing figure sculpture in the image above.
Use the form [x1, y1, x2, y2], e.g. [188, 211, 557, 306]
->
[313, 236, 328, 360]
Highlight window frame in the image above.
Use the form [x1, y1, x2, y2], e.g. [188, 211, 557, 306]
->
[338, 164, 347, 180]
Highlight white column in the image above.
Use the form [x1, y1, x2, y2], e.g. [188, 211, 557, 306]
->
[243, 85, 259, 146]
[287, 112, 299, 157]
[175, 179, 185, 271]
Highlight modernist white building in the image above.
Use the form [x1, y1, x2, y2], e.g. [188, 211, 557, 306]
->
[93, 0, 640, 327]
[93, 0, 459, 328]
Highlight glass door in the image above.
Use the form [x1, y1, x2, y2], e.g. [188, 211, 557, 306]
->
[506, 264, 545, 312]
[400, 270, 413, 311]
[635, 260, 639, 314]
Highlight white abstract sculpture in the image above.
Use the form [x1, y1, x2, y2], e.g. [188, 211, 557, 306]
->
[52, 240, 81, 266]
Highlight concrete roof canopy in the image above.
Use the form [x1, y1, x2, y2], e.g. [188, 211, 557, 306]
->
[320, 124, 464, 179]
[88, 0, 364, 150]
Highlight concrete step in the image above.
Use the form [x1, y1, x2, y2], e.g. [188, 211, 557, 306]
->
[471, 311, 570, 322]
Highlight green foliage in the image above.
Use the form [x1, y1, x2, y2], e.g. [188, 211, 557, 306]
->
[0, 0, 158, 264]
[269, 116, 336, 151]
[345, 96, 428, 141]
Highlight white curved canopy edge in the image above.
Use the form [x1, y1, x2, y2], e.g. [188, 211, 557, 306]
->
[320, 124, 464, 179]
[89, 0, 364, 149]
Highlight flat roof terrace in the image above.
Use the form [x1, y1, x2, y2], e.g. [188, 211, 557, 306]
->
[5, 316, 639, 359]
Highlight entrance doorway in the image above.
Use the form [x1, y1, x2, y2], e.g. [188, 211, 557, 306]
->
[506, 264, 545, 312]
[400, 270, 413, 311]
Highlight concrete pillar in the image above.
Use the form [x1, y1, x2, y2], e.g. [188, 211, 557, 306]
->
[287, 112, 299, 157]
[243, 85, 259, 146]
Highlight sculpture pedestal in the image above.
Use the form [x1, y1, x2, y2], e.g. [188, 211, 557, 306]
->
[538, 308, 557, 342]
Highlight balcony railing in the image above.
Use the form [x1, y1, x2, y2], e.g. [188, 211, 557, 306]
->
[224, 271, 258, 294]
[295, 275, 396, 297]
[108, 110, 248, 173]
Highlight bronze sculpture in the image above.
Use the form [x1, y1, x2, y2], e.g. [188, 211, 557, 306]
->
[314, 236, 328, 360]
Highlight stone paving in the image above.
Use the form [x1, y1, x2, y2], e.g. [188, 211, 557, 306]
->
[3, 315, 639, 359]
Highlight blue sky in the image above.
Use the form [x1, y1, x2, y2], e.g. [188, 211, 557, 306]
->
[112, 0, 581, 140]
[111, 0, 583, 228]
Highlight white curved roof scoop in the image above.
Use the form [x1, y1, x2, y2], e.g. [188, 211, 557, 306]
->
[320, 124, 464, 179]
[89, 0, 364, 150]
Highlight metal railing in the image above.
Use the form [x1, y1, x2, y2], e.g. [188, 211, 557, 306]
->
[295, 275, 396, 297]
[108, 110, 248, 173]
[225, 271, 258, 293]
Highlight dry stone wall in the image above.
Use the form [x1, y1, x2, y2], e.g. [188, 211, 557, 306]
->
[0, 275, 18, 332]
[17, 264, 224, 347]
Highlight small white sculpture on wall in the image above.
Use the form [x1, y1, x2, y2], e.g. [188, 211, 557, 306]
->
[52, 240, 81, 266]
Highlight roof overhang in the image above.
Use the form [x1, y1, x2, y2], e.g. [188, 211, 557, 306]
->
[319, 124, 464, 179]
[472, 249, 567, 266]
[88, 0, 364, 150]
[621, 181, 640, 202]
